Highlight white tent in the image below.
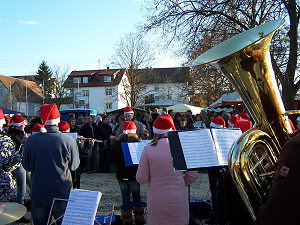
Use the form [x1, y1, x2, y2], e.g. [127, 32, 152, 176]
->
[143, 99, 188, 107]
[168, 104, 204, 115]
[209, 92, 242, 108]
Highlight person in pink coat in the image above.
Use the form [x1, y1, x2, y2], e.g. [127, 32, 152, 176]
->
[136, 114, 198, 225]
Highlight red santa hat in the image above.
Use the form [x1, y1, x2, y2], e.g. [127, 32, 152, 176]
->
[40, 104, 61, 126]
[29, 123, 46, 134]
[210, 117, 226, 128]
[0, 109, 5, 125]
[123, 106, 134, 114]
[3, 118, 11, 129]
[11, 114, 26, 126]
[153, 114, 176, 135]
[123, 121, 137, 134]
[238, 112, 250, 121]
[228, 115, 240, 127]
[58, 121, 70, 133]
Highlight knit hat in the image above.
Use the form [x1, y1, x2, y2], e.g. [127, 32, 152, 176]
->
[153, 114, 176, 135]
[228, 115, 240, 127]
[123, 121, 137, 134]
[123, 106, 134, 114]
[210, 117, 226, 128]
[0, 109, 5, 125]
[40, 104, 61, 126]
[11, 114, 26, 126]
[29, 123, 46, 134]
[238, 112, 250, 121]
[58, 121, 70, 133]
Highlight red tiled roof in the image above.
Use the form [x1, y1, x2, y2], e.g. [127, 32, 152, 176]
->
[0, 75, 43, 98]
[68, 69, 127, 87]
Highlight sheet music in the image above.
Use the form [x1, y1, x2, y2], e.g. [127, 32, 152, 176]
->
[178, 129, 219, 168]
[210, 128, 242, 165]
[126, 140, 150, 164]
[62, 189, 102, 225]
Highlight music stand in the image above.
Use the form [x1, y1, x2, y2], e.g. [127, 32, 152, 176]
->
[47, 189, 102, 225]
[47, 198, 68, 225]
[94, 203, 115, 225]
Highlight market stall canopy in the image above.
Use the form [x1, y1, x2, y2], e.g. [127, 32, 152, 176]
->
[209, 92, 244, 108]
[0, 107, 23, 115]
[142, 99, 188, 107]
[59, 108, 99, 120]
[168, 104, 204, 115]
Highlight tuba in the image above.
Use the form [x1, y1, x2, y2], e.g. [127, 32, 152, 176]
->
[191, 19, 298, 220]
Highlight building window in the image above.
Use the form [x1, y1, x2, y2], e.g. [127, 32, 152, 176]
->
[105, 88, 112, 95]
[83, 90, 89, 96]
[82, 77, 88, 83]
[73, 77, 81, 84]
[104, 76, 111, 82]
[105, 102, 112, 109]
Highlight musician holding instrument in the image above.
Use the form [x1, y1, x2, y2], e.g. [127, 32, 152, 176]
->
[255, 132, 300, 225]
[79, 115, 98, 173]
[22, 104, 80, 225]
[110, 121, 146, 225]
[98, 115, 114, 173]
[136, 114, 198, 225]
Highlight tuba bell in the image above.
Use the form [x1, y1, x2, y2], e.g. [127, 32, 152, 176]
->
[191, 19, 297, 220]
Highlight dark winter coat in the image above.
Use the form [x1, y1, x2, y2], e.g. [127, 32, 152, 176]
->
[110, 139, 139, 181]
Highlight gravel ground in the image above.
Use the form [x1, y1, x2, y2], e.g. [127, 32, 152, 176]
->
[80, 169, 211, 213]
[15, 169, 211, 224]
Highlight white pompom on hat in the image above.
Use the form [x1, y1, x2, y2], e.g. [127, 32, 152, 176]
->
[29, 123, 46, 134]
[40, 104, 61, 126]
[11, 114, 26, 126]
[123, 106, 134, 114]
[153, 114, 176, 135]
[123, 121, 137, 134]
[210, 117, 226, 128]
[0, 108, 5, 125]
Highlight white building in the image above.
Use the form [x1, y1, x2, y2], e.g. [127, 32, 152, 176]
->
[136, 67, 190, 106]
[64, 68, 129, 114]
[64, 67, 190, 113]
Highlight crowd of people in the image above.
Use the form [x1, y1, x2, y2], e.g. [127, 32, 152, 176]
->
[1, 102, 300, 225]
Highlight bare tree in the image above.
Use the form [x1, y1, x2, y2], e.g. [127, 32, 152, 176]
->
[50, 66, 73, 109]
[143, 0, 299, 109]
[111, 32, 155, 106]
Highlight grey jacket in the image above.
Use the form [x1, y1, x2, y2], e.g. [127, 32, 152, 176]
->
[22, 125, 80, 202]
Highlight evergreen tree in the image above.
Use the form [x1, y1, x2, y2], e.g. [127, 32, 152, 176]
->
[36, 60, 54, 99]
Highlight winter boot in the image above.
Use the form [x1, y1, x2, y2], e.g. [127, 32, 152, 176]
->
[121, 210, 133, 225]
[133, 207, 146, 225]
